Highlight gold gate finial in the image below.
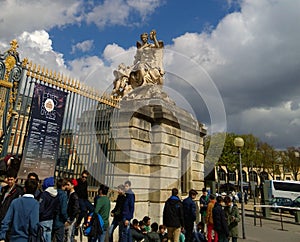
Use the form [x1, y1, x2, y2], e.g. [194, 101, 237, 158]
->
[9, 39, 19, 53]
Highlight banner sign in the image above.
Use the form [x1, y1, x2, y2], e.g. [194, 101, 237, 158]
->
[18, 84, 68, 180]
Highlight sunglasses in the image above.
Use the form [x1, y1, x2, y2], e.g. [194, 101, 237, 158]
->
[82, 176, 88, 179]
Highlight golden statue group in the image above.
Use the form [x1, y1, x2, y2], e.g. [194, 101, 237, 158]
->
[111, 30, 164, 99]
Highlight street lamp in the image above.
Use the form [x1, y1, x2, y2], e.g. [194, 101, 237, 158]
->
[295, 151, 299, 180]
[234, 137, 246, 239]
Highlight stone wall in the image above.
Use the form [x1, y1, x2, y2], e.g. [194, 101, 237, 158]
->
[108, 88, 206, 223]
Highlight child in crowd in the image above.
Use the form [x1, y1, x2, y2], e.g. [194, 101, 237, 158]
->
[158, 224, 168, 242]
[193, 222, 207, 242]
[131, 219, 146, 242]
[143, 216, 151, 232]
[146, 222, 160, 242]
[139, 220, 147, 234]
[179, 227, 185, 242]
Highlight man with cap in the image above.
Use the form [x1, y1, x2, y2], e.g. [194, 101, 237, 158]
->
[38, 176, 59, 242]
[65, 178, 80, 242]
[183, 189, 198, 242]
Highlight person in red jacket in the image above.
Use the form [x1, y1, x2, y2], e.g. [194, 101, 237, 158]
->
[206, 194, 217, 242]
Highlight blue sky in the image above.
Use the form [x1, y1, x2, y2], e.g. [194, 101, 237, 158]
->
[1, 0, 300, 149]
[50, 0, 236, 61]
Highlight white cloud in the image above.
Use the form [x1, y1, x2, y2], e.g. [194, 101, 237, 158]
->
[19, 30, 53, 52]
[86, 0, 164, 28]
[16, 30, 68, 71]
[102, 44, 136, 66]
[162, 0, 300, 148]
[71, 40, 94, 54]
[127, 0, 165, 20]
[0, 0, 83, 41]
[68, 56, 112, 89]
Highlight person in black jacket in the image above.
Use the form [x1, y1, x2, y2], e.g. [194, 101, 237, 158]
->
[182, 189, 198, 242]
[212, 196, 229, 242]
[65, 178, 80, 242]
[130, 219, 146, 242]
[199, 188, 209, 225]
[74, 170, 94, 232]
[163, 188, 184, 242]
[38, 176, 59, 242]
[108, 184, 126, 242]
[0, 171, 23, 222]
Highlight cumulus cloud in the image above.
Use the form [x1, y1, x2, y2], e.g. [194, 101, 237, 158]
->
[17, 30, 68, 71]
[71, 40, 94, 54]
[164, 0, 300, 148]
[0, 0, 83, 41]
[86, 0, 165, 28]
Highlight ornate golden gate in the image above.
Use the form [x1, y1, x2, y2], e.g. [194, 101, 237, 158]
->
[0, 40, 117, 186]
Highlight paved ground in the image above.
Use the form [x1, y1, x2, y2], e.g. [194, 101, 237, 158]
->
[234, 199, 300, 242]
[239, 216, 300, 242]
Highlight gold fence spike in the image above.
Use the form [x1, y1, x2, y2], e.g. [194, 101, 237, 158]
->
[22, 58, 28, 68]
[10, 39, 19, 53]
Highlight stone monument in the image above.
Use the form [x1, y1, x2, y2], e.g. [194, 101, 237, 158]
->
[109, 30, 206, 222]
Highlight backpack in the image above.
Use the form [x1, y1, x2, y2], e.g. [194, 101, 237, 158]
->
[83, 212, 104, 238]
[28, 224, 46, 242]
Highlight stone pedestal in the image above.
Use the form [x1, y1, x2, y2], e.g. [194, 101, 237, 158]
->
[108, 85, 206, 223]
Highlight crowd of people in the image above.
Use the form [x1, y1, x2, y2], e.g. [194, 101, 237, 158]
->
[0, 170, 95, 242]
[0, 169, 241, 242]
[199, 188, 241, 242]
[90, 186, 240, 242]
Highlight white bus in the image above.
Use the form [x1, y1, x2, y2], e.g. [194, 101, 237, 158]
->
[264, 180, 300, 201]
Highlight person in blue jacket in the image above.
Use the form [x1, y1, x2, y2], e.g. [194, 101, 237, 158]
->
[122, 180, 135, 242]
[52, 178, 69, 242]
[0, 179, 39, 242]
[182, 189, 198, 242]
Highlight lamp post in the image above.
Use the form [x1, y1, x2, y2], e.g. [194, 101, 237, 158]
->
[217, 165, 220, 194]
[234, 137, 246, 239]
[295, 151, 299, 180]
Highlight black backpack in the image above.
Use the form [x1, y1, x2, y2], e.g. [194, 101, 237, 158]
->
[28, 224, 46, 242]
